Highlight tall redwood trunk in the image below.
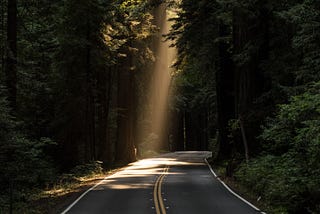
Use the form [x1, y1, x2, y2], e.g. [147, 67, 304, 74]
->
[97, 67, 113, 166]
[216, 23, 235, 160]
[116, 53, 136, 164]
[1, 1, 5, 75]
[6, 0, 17, 111]
[85, 17, 96, 161]
[169, 110, 184, 151]
[233, 5, 270, 159]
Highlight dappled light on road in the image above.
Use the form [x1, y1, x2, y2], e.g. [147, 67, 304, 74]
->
[93, 152, 211, 190]
[62, 151, 258, 214]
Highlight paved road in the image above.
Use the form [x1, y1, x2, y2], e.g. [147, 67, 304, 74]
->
[62, 151, 261, 214]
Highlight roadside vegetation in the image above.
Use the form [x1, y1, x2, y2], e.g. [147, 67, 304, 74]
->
[0, 160, 119, 213]
[170, 0, 320, 213]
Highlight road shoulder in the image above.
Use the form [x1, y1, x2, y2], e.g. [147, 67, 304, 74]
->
[205, 159, 269, 214]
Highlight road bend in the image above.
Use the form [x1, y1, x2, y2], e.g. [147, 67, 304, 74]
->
[62, 151, 260, 214]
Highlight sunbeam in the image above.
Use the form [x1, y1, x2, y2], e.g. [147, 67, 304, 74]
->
[137, 3, 177, 154]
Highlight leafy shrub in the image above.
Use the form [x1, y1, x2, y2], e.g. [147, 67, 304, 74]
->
[70, 161, 103, 177]
[0, 87, 57, 211]
[236, 155, 310, 213]
[208, 134, 219, 160]
[236, 83, 320, 213]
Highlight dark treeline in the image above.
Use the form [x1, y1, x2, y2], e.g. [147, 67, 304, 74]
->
[169, 0, 320, 213]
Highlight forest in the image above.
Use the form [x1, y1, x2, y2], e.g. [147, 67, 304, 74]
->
[0, 0, 319, 213]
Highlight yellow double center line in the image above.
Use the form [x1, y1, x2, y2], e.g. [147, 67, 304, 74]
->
[153, 166, 169, 214]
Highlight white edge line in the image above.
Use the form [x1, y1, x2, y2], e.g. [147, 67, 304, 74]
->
[204, 158, 265, 213]
[60, 169, 120, 214]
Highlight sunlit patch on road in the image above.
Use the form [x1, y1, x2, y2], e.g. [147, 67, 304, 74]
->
[90, 151, 212, 191]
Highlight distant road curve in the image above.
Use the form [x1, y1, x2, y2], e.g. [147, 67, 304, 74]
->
[61, 151, 264, 214]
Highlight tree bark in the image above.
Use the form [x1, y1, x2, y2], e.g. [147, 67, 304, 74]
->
[116, 52, 136, 164]
[216, 23, 235, 160]
[1, 0, 5, 75]
[6, 0, 17, 111]
[97, 67, 113, 166]
[85, 17, 96, 161]
[239, 116, 249, 163]
[185, 111, 196, 150]
[233, 5, 270, 156]
[169, 110, 184, 151]
[199, 109, 209, 150]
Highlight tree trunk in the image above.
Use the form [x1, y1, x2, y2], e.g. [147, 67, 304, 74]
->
[1, 0, 5, 75]
[239, 116, 249, 163]
[116, 54, 136, 164]
[233, 5, 270, 156]
[85, 18, 96, 161]
[185, 111, 196, 150]
[216, 23, 235, 160]
[200, 109, 209, 150]
[6, 0, 17, 111]
[97, 67, 113, 166]
[169, 110, 184, 151]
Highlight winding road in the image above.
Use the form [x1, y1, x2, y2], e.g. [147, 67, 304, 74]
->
[61, 151, 262, 214]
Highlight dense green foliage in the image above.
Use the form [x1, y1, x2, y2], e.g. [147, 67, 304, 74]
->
[0, 85, 56, 212]
[237, 85, 320, 213]
[170, 0, 320, 212]
[234, 1, 320, 212]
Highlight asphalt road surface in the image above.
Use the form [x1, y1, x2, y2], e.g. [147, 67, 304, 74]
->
[62, 151, 262, 214]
